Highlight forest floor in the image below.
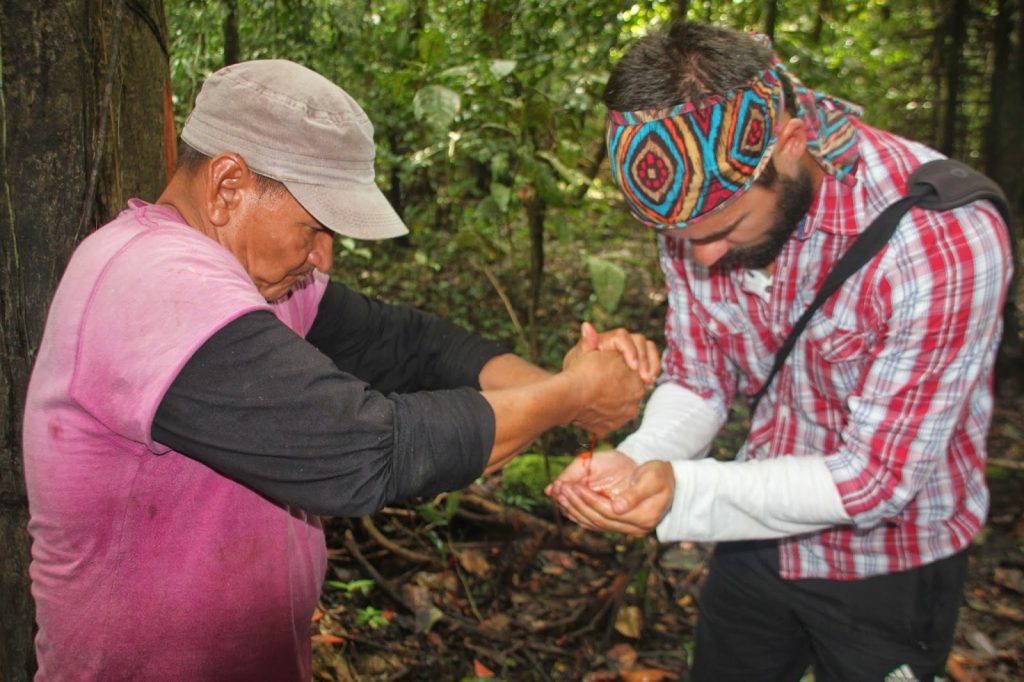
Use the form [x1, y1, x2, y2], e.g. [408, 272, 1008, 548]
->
[309, 392, 1024, 682]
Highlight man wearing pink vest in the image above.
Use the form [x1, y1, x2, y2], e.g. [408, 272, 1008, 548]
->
[22, 60, 657, 681]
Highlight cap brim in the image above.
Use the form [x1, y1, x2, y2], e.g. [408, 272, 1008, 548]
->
[286, 181, 409, 240]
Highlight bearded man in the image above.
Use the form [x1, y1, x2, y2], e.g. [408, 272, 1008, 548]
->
[549, 21, 1011, 682]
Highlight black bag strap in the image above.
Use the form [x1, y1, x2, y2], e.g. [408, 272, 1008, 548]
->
[749, 159, 1010, 412]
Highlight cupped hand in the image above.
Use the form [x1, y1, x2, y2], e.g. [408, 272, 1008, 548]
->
[563, 322, 660, 385]
[547, 450, 675, 537]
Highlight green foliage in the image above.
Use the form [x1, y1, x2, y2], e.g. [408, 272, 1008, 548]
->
[586, 254, 627, 316]
[496, 453, 574, 511]
[324, 578, 375, 597]
[354, 605, 391, 629]
[416, 490, 462, 526]
[165, 0, 1014, 413]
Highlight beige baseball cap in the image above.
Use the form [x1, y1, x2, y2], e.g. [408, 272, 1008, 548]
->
[181, 59, 408, 240]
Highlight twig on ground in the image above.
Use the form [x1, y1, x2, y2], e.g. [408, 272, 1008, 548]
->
[530, 600, 589, 633]
[342, 529, 412, 611]
[988, 457, 1024, 471]
[449, 542, 485, 623]
[360, 515, 439, 566]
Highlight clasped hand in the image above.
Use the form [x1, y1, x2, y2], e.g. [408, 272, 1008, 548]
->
[559, 322, 659, 436]
[545, 450, 674, 537]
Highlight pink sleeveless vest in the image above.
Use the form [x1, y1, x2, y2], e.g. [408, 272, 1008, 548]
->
[24, 200, 328, 681]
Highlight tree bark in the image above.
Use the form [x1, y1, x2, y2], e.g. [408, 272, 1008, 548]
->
[223, 0, 240, 66]
[525, 194, 545, 360]
[937, 0, 968, 156]
[762, 0, 778, 44]
[993, 0, 1024, 394]
[674, 0, 690, 21]
[811, 0, 831, 44]
[0, 1, 168, 678]
[984, 0, 1010, 179]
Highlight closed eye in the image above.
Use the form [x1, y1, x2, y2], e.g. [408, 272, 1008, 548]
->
[687, 212, 748, 245]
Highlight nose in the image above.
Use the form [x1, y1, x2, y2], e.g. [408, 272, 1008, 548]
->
[691, 240, 729, 267]
[309, 231, 334, 273]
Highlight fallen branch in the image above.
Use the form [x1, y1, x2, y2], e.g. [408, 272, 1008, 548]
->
[360, 515, 439, 566]
[988, 457, 1024, 471]
[341, 529, 411, 611]
[344, 528, 568, 653]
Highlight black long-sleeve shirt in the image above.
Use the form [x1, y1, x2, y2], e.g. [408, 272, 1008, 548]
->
[151, 281, 510, 516]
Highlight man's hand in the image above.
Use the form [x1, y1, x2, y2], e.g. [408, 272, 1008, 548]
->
[546, 450, 675, 536]
[563, 322, 660, 385]
[560, 348, 645, 436]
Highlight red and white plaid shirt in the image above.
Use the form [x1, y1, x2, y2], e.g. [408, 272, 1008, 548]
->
[659, 121, 1012, 580]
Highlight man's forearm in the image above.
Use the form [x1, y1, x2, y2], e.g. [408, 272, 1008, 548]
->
[656, 455, 852, 542]
[478, 353, 553, 390]
[617, 382, 723, 465]
[482, 349, 646, 472]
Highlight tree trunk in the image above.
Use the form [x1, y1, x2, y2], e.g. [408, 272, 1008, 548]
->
[811, 0, 831, 44]
[0, 2, 169, 678]
[992, 0, 1024, 394]
[937, 0, 968, 156]
[674, 0, 691, 21]
[526, 195, 546, 360]
[984, 0, 1010, 178]
[223, 0, 240, 66]
[762, 0, 778, 44]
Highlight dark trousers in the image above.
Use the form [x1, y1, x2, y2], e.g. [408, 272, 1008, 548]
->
[691, 540, 969, 682]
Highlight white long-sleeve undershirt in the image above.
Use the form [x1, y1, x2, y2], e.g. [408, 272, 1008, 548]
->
[616, 383, 851, 542]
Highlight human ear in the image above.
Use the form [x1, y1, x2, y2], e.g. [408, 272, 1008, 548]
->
[771, 117, 808, 175]
[205, 154, 249, 227]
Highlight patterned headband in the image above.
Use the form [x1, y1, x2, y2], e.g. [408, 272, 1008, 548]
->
[606, 65, 784, 229]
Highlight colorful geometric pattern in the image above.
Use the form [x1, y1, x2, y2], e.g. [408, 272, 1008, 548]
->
[606, 43, 866, 230]
[773, 55, 863, 183]
[606, 66, 784, 229]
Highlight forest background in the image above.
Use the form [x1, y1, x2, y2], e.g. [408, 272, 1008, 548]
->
[1, 0, 1023, 680]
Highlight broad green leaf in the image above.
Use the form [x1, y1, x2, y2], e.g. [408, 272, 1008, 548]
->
[490, 182, 512, 212]
[586, 255, 626, 314]
[439, 64, 476, 80]
[536, 150, 588, 188]
[417, 27, 448, 66]
[413, 85, 461, 132]
[488, 59, 517, 78]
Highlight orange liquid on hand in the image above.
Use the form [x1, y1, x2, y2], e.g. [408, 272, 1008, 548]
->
[578, 434, 598, 487]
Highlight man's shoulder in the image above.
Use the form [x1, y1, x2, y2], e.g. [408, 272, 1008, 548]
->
[852, 122, 943, 200]
[73, 201, 227, 274]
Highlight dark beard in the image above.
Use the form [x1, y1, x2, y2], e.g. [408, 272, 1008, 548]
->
[713, 166, 815, 271]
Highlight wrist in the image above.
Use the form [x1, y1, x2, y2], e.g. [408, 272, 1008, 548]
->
[617, 382, 722, 464]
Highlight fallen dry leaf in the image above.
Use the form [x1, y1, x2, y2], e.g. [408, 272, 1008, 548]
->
[620, 669, 677, 682]
[311, 633, 345, 646]
[614, 605, 643, 639]
[480, 612, 511, 635]
[946, 652, 984, 682]
[473, 659, 495, 677]
[457, 547, 492, 577]
[605, 642, 638, 668]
